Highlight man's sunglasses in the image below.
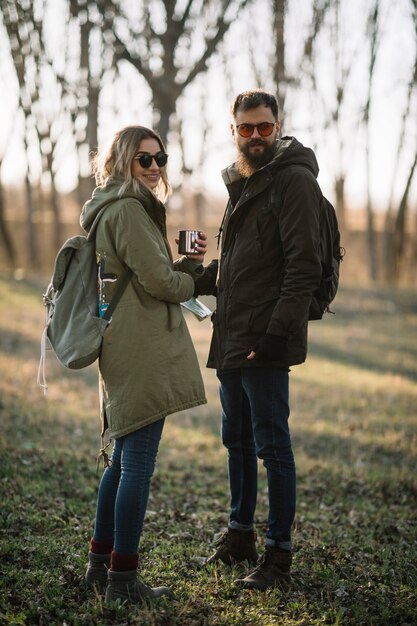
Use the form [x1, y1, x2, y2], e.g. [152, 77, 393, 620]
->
[235, 122, 276, 138]
[134, 151, 168, 168]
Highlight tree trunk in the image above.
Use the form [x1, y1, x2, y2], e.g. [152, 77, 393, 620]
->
[384, 0, 417, 282]
[24, 174, 38, 268]
[273, 0, 287, 124]
[50, 179, 62, 251]
[153, 89, 178, 147]
[364, 0, 380, 282]
[0, 174, 17, 267]
[334, 175, 346, 230]
[365, 131, 378, 282]
[411, 209, 417, 286]
[77, 11, 96, 201]
[43, 148, 62, 250]
[387, 149, 417, 282]
[365, 194, 378, 282]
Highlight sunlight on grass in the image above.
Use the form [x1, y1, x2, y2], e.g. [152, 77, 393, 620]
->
[1, 276, 416, 626]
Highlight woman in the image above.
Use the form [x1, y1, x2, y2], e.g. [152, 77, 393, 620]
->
[82, 125, 207, 604]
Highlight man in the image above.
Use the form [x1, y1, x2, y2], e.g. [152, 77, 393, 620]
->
[195, 90, 323, 590]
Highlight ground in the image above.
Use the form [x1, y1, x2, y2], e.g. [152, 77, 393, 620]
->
[0, 276, 416, 625]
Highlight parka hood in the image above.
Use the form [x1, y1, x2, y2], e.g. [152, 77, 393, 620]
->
[221, 136, 319, 186]
[80, 176, 161, 236]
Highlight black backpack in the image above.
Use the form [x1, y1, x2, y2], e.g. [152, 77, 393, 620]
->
[270, 166, 345, 320]
[308, 195, 345, 320]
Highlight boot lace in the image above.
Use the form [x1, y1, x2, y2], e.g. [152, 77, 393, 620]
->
[250, 549, 269, 574]
[213, 530, 231, 547]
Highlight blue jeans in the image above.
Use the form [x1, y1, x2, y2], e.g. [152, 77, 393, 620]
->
[217, 368, 295, 550]
[93, 418, 165, 554]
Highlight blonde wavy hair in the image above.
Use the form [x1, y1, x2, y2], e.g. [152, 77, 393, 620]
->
[93, 125, 171, 202]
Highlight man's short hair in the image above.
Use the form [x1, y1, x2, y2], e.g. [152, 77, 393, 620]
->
[231, 90, 279, 120]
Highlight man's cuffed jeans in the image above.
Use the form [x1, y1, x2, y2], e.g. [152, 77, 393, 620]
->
[217, 367, 295, 550]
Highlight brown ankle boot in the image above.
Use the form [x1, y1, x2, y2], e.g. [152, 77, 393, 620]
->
[235, 546, 292, 590]
[206, 528, 258, 566]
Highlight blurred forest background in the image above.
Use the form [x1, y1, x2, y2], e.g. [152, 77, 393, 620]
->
[0, 0, 416, 285]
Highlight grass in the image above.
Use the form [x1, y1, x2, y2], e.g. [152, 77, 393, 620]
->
[0, 274, 416, 625]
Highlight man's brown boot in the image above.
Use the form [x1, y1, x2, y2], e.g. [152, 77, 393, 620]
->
[235, 546, 292, 590]
[206, 528, 258, 566]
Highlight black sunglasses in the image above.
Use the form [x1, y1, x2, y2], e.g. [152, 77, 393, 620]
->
[134, 151, 168, 168]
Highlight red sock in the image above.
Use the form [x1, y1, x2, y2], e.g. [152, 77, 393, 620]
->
[111, 550, 138, 572]
[90, 538, 113, 555]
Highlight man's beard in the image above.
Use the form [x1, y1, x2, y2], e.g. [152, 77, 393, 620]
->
[236, 140, 277, 177]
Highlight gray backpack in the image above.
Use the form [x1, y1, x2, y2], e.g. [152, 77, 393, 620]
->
[38, 203, 132, 393]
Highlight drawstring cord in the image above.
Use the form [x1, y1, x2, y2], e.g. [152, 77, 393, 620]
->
[215, 208, 227, 250]
[37, 289, 54, 397]
[96, 438, 113, 474]
[37, 326, 49, 396]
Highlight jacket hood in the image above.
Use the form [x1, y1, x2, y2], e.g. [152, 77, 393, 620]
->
[80, 176, 158, 235]
[221, 136, 319, 185]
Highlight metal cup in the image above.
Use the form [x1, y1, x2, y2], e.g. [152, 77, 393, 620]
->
[178, 230, 200, 254]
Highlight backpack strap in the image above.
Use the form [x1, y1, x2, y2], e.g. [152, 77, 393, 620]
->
[102, 267, 134, 321]
[87, 198, 136, 320]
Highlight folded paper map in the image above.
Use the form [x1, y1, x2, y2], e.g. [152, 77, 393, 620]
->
[181, 297, 212, 321]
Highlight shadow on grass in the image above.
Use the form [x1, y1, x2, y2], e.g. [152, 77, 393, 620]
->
[308, 337, 417, 383]
[0, 327, 42, 357]
[292, 427, 417, 483]
[339, 285, 417, 313]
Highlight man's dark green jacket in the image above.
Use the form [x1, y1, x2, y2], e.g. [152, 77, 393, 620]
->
[197, 136, 323, 370]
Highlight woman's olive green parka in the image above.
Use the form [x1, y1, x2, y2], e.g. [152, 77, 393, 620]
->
[80, 177, 206, 442]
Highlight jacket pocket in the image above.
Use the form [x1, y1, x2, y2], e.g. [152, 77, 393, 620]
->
[167, 302, 182, 331]
[228, 285, 281, 336]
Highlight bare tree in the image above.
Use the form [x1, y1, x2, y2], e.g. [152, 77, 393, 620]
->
[303, 0, 356, 229]
[3, 0, 40, 265]
[384, 0, 417, 282]
[2, 0, 253, 266]
[387, 145, 417, 282]
[31, 12, 66, 249]
[95, 0, 250, 145]
[0, 87, 17, 266]
[273, 0, 287, 126]
[363, 0, 380, 282]
[330, 0, 354, 229]
[3, 0, 73, 254]
[0, 159, 17, 268]
[2, 0, 416, 284]
[67, 0, 113, 202]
